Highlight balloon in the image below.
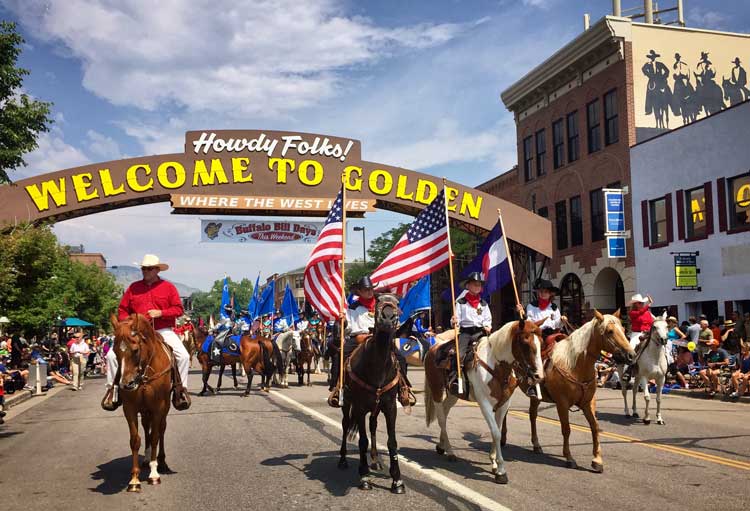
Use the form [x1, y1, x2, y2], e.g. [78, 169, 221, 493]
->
[687, 341, 696, 352]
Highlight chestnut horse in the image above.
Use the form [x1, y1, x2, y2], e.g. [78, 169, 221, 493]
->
[506, 310, 636, 473]
[297, 330, 316, 386]
[239, 334, 280, 396]
[193, 325, 243, 394]
[338, 293, 406, 494]
[424, 318, 545, 484]
[111, 313, 173, 492]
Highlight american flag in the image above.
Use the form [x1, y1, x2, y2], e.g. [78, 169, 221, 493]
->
[371, 189, 449, 295]
[304, 188, 344, 321]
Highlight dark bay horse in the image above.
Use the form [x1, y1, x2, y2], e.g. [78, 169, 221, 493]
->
[193, 325, 242, 394]
[505, 310, 635, 473]
[111, 313, 173, 492]
[297, 330, 316, 386]
[338, 294, 406, 494]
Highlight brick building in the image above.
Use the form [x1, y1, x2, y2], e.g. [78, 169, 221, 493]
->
[479, 6, 750, 324]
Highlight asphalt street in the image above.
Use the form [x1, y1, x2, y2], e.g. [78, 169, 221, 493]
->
[1, 367, 747, 511]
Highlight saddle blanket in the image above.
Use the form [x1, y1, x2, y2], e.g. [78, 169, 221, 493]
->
[394, 336, 437, 360]
[201, 335, 243, 357]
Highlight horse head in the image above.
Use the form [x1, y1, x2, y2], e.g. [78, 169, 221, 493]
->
[593, 309, 636, 364]
[110, 313, 157, 392]
[650, 312, 669, 347]
[511, 317, 545, 385]
[374, 293, 401, 333]
[291, 330, 302, 352]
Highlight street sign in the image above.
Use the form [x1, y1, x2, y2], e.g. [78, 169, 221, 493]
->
[674, 252, 700, 289]
[604, 189, 625, 234]
[607, 236, 627, 258]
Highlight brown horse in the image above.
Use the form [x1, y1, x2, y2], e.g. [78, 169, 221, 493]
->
[111, 313, 173, 492]
[180, 327, 196, 368]
[193, 325, 242, 394]
[505, 310, 635, 473]
[423, 318, 545, 483]
[239, 334, 280, 395]
[297, 331, 316, 386]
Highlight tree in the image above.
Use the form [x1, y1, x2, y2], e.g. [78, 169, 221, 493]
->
[189, 276, 254, 320]
[0, 22, 53, 183]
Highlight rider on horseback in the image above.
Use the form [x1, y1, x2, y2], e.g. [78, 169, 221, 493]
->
[210, 304, 236, 365]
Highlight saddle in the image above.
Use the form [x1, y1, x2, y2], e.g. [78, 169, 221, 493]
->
[541, 333, 567, 362]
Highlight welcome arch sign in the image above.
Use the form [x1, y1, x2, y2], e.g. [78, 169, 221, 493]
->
[0, 130, 551, 257]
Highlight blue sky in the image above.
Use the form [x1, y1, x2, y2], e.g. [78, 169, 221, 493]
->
[2, 0, 748, 290]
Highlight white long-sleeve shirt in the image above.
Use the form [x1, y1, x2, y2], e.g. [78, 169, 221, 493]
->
[345, 302, 375, 336]
[526, 301, 562, 330]
[455, 290, 492, 329]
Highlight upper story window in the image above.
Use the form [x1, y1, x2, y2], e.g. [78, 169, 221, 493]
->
[555, 200, 568, 250]
[728, 172, 750, 230]
[570, 195, 583, 246]
[590, 188, 605, 242]
[587, 99, 601, 154]
[649, 197, 668, 245]
[294, 275, 304, 289]
[604, 89, 619, 145]
[523, 136, 533, 182]
[535, 129, 546, 177]
[537, 206, 549, 219]
[566, 111, 579, 163]
[685, 186, 707, 239]
[552, 119, 565, 169]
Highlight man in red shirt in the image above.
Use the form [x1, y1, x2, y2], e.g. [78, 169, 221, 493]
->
[103, 254, 190, 411]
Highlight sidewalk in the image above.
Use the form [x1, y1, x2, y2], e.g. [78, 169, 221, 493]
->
[668, 387, 750, 404]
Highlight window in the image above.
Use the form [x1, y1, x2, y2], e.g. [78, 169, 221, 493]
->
[535, 129, 546, 177]
[567, 111, 579, 162]
[570, 195, 583, 246]
[560, 273, 584, 325]
[537, 206, 549, 219]
[294, 275, 304, 289]
[555, 200, 568, 250]
[649, 198, 668, 245]
[728, 173, 750, 230]
[523, 136, 533, 182]
[587, 99, 601, 153]
[552, 119, 565, 169]
[604, 89, 619, 145]
[590, 188, 605, 242]
[685, 186, 707, 239]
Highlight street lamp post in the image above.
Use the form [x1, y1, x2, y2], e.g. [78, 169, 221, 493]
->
[353, 226, 366, 264]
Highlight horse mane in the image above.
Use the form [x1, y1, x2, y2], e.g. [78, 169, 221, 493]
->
[487, 321, 517, 361]
[550, 318, 597, 371]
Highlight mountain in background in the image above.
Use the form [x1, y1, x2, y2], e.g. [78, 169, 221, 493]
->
[107, 266, 201, 297]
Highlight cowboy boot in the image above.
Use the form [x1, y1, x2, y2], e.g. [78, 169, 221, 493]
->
[171, 358, 191, 411]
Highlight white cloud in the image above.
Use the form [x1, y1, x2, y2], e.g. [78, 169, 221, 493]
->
[85, 130, 123, 160]
[7, 0, 475, 117]
[687, 7, 729, 30]
[15, 125, 89, 180]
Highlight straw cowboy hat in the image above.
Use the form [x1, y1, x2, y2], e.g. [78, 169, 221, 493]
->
[135, 254, 169, 271]
[628, 293, 649, 305]
[724, 319, 736, 327]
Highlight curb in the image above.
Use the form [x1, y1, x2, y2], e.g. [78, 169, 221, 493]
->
[3, 389, 33, 409]
[668, 388, 750, 404]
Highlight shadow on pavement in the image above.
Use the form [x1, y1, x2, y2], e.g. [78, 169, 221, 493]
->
[90, 455, 133, 495]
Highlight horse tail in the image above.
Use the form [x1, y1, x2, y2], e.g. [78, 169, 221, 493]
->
[346, 406, 359, 441]
[424, 378, 436, 427]
[272, 341, 284, 375]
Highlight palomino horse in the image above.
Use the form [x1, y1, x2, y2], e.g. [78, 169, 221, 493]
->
[617, 313, 670, 425]
[297, 331, 316, 386]
[338, 293, 406, 494]
[274, 330, 300, 388]
[193, 326, 242, 394]
[111, 313, 173, 492]
[508, 310, 635, 473]
[423, 318, 545, 484]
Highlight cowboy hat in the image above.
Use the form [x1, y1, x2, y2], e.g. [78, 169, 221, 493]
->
[724, 319, 736, 327]
[352, 276, 374, 291]
[533, 278, 559, 294]
[135, 254, 169, 271]
[646, 49, 660, 59]
[667, 316, 678, 323]
[460, 271, 485, 288]
[628, 293, 649, 305]
[732, 57, 742, 65]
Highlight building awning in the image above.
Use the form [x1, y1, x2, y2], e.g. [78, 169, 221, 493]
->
[64, 317, 94, 327]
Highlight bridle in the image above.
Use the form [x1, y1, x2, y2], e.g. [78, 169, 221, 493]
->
[374, 294, 400, 331]
[511, 321, 542, 383]
[118, 324, 170, 392]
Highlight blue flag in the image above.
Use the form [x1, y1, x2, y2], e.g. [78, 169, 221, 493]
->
[281, 284, 300, 325]
[257, 280, 276, 318]
[220, 276, 231, 319]
[399, 275, 431, 323]
[247, 274, 260, 319]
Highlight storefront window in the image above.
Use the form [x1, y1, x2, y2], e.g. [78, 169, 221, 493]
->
[729, 173, 750, 229]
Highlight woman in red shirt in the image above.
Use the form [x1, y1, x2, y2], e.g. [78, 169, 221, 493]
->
[628, 293, 654, 349]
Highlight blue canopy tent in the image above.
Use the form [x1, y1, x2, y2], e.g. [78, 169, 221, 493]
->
[64, 317, 94, 327]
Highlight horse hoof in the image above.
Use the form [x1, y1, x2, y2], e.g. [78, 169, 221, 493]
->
[625, 413, 631, 418]
[359, 480, 372, 491]
[643, 419, 651, 425]
[127, 483, 141, 493]
[435, 446, 446, 456]
[263, 387, 270, 393]
[337, 459, 348, 470]
[198, 390, 206, 396]
[494, 473, 509, 484]
[632, 412, 639, 419]
[391, 481, 406, 494]
[500, 439, 507, 447]
[533, 446, 544, 454]
[565, 460, 577, 469]
[591, 461, 604, 473]
[447, 454, 458, 462]
[370, 462, 384, 471]
[148, 477, 161, 485]
[657, 419, 665, 425]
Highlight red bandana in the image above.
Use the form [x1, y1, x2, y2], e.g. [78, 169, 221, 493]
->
[538, 297, 550, 310]
[359, 296, 376, 312]
[465, 292, 481, 309]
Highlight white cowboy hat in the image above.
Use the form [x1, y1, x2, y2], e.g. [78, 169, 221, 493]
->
[628, 293, 649, 305]
[135, 254, 169, 271]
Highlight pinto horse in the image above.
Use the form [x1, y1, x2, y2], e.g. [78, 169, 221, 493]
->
[111, 313, 173, 492]
[338, 293, 406, 494]
[507, 310, 635, 473]
[423, 318, 545, 483]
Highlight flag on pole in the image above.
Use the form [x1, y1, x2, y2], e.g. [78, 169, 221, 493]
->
[281, 283, 300, 324]
[304, 187, 344, 321]
[371, 189, 449, 294]
[220, 276, 231, 319]
[457, 221, 512, 298]
[257, 280, 276, 318]
[247, 274, 260, 319]
[399, 274, 431, 323]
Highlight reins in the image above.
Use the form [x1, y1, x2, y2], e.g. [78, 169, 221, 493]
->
[121, 324, 172, 391]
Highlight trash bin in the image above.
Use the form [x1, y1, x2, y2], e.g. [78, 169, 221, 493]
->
[28, 360, 49, 395]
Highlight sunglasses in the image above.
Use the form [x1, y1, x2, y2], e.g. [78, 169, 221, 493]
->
[141, 266, 159, 271]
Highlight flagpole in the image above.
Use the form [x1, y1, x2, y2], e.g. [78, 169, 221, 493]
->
[339, 174, 348, 406]
[443, 178, 464, 396]
[497, 209, 524, 318]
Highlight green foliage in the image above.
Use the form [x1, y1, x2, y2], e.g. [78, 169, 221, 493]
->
[0, 224, 122, 336]
[0, 22, 53, 183]
[189, 277, 255, 320]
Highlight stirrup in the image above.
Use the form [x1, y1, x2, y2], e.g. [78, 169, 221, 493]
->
[327, 388, 341, 408]
[101, 386, 121, 412]
[172, 385, 191, 411]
